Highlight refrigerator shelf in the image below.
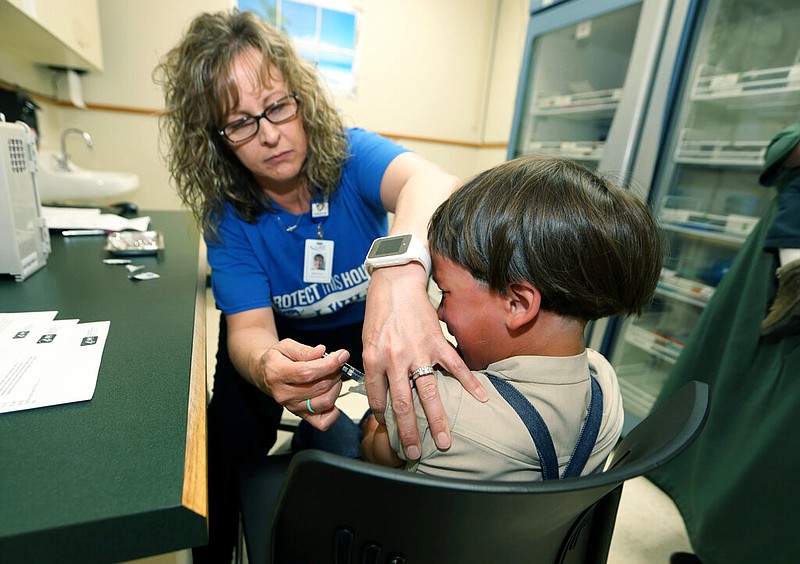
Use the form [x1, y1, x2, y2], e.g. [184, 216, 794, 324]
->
[526, 140, 604, 161]
[623, 325, 683, 364]
[656, 272, 715, 308]
[674, 138, 767, 168]
[534, 88, 623, 114]
[659, 221, 752, 247]
[655, 286, 708, 308]
[691, 64, 800, 102]
[660, 208, 758, 238]
[619, 379, 655, 420]
[617, 364, 671, 420]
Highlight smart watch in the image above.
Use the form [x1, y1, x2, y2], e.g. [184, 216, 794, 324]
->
[364, 233, 431, 277]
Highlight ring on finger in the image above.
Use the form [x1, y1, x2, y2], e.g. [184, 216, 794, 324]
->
[409, 365, 435, 382]
[306, 398, 316, 414]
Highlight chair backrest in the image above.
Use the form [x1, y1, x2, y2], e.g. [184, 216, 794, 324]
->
[604, 379, 710, 476]
[260, 380, 709, 564]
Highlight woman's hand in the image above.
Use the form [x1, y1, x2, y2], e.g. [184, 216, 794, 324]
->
[226, 308, 350, 431]
[365, 151, 487, 460]
[259, 340, 349, 430]
[361, 263, 487, 460]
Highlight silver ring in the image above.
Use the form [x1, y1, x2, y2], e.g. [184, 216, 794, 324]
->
[409, 365, 435, 381]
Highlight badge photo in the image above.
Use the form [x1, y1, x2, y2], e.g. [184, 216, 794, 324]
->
[304, 239, 334, 284]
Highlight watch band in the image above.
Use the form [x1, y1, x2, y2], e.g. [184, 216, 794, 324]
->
[364, 233, 432, 278]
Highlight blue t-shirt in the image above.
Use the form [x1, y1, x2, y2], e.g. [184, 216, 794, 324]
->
[207, 128, 408, 331]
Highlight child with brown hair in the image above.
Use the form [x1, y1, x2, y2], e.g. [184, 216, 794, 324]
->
[360, 156, 663, 480]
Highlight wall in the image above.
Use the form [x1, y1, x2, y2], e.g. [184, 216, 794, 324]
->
[0, 0, 527, 210]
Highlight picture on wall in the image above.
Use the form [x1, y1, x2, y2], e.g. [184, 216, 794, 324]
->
[238, 0, 359, 96]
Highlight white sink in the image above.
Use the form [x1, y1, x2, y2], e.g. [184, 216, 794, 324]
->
[36, 150, 139, 201]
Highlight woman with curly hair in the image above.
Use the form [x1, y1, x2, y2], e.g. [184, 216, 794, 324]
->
[156, 10, 484, 562]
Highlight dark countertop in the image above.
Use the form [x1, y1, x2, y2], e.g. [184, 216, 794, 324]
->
[0, 210, 208, 562]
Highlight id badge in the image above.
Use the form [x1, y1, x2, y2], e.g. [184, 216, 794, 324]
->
[304, 239, 334, 284]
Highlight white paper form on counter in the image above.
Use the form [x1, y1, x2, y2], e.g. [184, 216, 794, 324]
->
[41, 207, 151, 232]
[0, 312, 110, 414]
[0, 310, 59, 368]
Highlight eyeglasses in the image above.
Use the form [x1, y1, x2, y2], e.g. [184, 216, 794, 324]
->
[218, 94, 300, 143]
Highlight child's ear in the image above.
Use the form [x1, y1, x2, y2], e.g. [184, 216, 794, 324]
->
[505, 281, 540, 330]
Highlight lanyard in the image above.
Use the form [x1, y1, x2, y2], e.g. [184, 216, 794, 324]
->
[485, 373, 603, 480]
[310, 198, 328, 239]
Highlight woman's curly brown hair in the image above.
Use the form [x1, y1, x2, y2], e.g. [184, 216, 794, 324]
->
[154, 10, 348, 241]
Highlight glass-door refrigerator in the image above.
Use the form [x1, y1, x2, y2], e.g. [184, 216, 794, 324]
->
[508, 0, 681, 378]
[508, 0, 674, 179]
[600, 0, 800, 427]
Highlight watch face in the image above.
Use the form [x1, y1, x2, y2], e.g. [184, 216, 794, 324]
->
[370, 234, 411, 257]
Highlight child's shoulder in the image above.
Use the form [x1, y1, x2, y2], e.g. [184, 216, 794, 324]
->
[585, 348, 614, 373]
[431, 368, 483, 396]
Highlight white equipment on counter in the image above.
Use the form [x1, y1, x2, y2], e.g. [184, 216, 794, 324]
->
[0, 118, 50, 281]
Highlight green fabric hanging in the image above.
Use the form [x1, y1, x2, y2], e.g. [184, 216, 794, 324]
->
[647, 198, 800, 563]
[759, 121, 800, 187]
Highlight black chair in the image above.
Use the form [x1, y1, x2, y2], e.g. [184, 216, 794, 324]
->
[238, 380, 709, 564]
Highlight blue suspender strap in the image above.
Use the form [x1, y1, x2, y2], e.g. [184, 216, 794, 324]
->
[562, 376, 603, 478]
[485, 373, 603, 480]
[485, 375, 560, 480]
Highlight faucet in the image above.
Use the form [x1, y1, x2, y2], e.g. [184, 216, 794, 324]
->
[58, 128, 94, 171]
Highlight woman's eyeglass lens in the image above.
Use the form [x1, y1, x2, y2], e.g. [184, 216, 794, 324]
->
[219, 95, 299, 143]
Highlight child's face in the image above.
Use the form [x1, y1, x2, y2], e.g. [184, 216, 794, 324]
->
[432, 253, 509, 371]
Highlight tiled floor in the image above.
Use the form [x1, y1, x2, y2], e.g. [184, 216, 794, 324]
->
[204, 291, 694, 564]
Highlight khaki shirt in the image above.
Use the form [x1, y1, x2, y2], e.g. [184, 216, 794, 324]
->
[385, 349, 624, 481]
